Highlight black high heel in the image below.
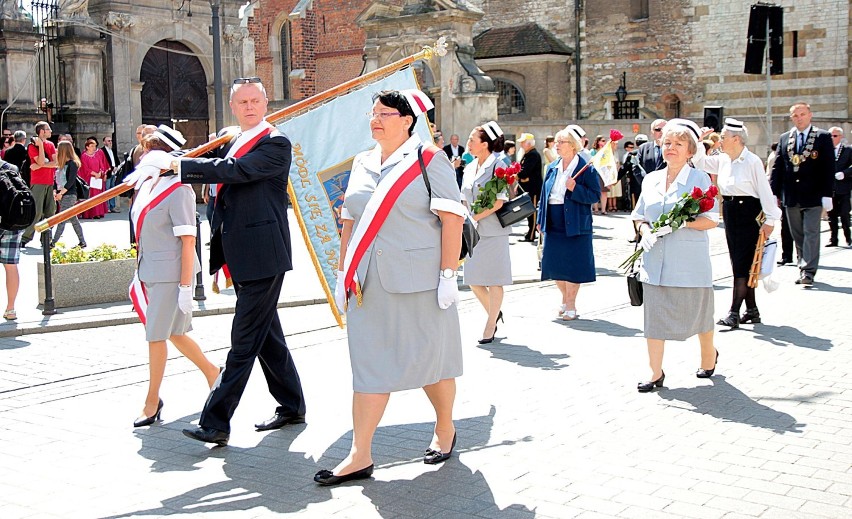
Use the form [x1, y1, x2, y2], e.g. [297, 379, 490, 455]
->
[424, 433, 456, 464]
[717, 311, 740, 329]
[740, 308, 761, 324]
[637, 371, 665, 393]
[134, 398, 163, 427]
[497, 311, 504, 323]
[478, 325, 497, 344]
[696, 350, 719, 378]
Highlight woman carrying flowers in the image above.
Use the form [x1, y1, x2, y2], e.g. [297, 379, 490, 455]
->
[630, 119, 719, 393]
[462, 121, 513, 344]
[538, 125, 602, 321]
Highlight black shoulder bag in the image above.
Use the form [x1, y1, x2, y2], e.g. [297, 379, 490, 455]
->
[626, 239, 643, 306]
[418, 146, 480, 260]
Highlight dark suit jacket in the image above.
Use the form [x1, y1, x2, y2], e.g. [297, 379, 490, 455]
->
[180, 129, 293, 282]
[770, 129, 835, 207]
[2, 143, 28, 185]
[443, 143, 465, 184]
[518, 148, 543, 199]
[834, 145, 852, 196]
[636, 141, 665, 175]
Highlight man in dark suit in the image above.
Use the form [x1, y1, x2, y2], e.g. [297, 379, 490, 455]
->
[3, 131, 29, 185]
[517, 133, 542, 241]
[100, 136, 119, 213]
[163, 78, 306, 446]
[828, 127, 852, 247]
[635, 119, 667, 175]
[770, 102, 835, 285]
[442, 134, 465, 188]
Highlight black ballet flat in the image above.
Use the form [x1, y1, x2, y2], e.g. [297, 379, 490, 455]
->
[314, 464, 374, 486]
[424, 433, 456, 465]
[637, 371, 665, 393]
[133, 398, 163, 427]
[696, 350, 719, 379]
[717, 311, 739, 329]
[740, 308, 761, 324]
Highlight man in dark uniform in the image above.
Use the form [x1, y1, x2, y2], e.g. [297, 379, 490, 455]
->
[517, 133, 542, 242]
[635, 119, 667, 175]
[442, 134, 465, 188]
[827, 127, 852, 247]
[154, 78, 306, 446]
[770, 102, 835, 285]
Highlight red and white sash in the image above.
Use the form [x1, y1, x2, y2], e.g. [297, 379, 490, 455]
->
[341, 146, 438, 306]
[128, 175, 188, 324]
[211, 124, 273, 293]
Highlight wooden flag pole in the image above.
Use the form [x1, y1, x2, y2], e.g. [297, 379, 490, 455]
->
[35, 37, 448, 233]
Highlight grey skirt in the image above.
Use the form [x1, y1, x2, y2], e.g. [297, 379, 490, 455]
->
[643, 284, 713, 341]
[463, 234, 512, 286]
[143, 281, 192, 342]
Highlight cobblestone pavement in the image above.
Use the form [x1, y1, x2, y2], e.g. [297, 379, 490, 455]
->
[1, 212, 850, 518]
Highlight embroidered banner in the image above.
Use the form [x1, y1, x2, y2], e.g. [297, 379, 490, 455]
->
[277, 68, 432, 327]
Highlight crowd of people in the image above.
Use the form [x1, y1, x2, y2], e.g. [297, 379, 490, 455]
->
[1, 88, 849, 489]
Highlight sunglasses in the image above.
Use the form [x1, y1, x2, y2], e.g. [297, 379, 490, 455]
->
[653, 128, 664, 132]
[233, 77, 262, 85]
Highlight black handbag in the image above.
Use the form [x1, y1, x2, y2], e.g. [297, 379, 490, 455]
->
[75, 176, 90, 199]
[496, 192, 535, 228]
[626, 242, 643, 306]
[418, 146, 480, 259]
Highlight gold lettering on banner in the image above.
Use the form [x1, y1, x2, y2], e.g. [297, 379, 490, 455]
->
[291, 142, 339, 269]
[292, 143, 312, 188]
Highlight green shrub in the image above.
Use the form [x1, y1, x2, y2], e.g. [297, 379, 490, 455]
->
[51, 243, 137, 265]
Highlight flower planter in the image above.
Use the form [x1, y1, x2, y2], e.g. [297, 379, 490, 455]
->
[38, 258, 136, 308]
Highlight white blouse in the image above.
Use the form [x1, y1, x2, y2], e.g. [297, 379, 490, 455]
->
[548, 155, 579, 204]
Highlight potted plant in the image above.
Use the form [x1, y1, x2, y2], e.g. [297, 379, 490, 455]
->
[38, 244, 137, 308]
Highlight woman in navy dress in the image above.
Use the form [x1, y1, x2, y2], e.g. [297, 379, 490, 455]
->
[538, 126, 601, 320]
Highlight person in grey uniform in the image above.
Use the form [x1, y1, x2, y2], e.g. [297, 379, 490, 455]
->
[127, 126, 220, 427]
[631, 119, 719, 393]
[461, 121, 512, 344]
[315, 90, 465, 486]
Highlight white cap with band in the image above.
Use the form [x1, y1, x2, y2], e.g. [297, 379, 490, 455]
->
[153, 124, 187, 151]
[399, 89, 434, 117]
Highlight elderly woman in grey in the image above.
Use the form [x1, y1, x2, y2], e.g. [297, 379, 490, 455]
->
[631, 119, 720, 392]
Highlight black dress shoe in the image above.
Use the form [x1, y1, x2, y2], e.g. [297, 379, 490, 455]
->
[794, 275, 814, 286]
[182, 426, 229, 446]
[424, 433, 456, 464]
[255, 412, 306, 431]
[697, 350, 719, 378]
[637, 371, 665, 393]
[740, 307, 761, 324]
[826, 242, 838, 247]
[717, 311, 739, 329]
[133, 398, 163, 427]
[314, 464, 374, 486]
[776, 259, 792, 266]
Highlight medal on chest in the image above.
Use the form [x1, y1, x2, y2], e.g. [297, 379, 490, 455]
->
[787, 129, 819, 172]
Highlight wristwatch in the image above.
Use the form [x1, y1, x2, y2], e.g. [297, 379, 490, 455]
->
[440, 268, 457, 279]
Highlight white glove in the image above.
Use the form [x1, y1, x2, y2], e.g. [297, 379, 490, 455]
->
[123, 164, 159, 190]
[334, 271, 347, 313]
[654, 225, 673, 237]
[437, 276, 459, 309]
[822, 197, 833, 212]
[178, 285, 193, 314]
[836, 172, 845, 180]
[138, 149, 174, 170]
[638, 224, 672, 252]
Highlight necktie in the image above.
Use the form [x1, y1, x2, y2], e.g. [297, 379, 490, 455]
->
[798, 132, 804, 153]
[654, 145, 660, 163]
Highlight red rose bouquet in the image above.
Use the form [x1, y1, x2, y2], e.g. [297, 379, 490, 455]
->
[472, 162, 521, 214]
[619, 184, 718, 270]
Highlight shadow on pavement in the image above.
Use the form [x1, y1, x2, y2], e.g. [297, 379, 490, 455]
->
[806, 281, 852, 295]
[748, 324, 833, 351]
[658, 375, 806, 435]
[477, 340, 569, 370]
[105, 407, 534, 518]
[559, 318, 643, 338]
[0, 337, 30, 350]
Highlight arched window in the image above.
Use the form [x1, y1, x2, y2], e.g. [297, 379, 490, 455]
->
[663, 94, 681, 119]
[279, 22, 291, 99]
[494, 79, 525, 116]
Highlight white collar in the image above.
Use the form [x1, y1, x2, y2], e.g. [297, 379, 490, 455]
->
[794, 125, 813, 137]
[375, 134, 422, 170]
[558, 154, 579, 173]
[239, 120, 273, 141]
[732, 147, 749, 163]
[661, 163, 691, 189]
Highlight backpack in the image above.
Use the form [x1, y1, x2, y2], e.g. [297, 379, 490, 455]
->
[0, 161, 37, 231]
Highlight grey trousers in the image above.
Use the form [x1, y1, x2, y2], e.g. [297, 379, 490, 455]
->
[786, 205, 822, 278]
[52, 194, 85, 246]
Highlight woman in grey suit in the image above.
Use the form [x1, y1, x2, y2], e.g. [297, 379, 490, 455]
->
[631, 119, 720, 392]
[317, 90, 464, 486]
[128, 127, 220, 427]
[461, 121, 512, 344]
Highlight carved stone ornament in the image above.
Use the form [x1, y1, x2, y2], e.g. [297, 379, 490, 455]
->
[1, 0, 31, 20]
[59, 0, 90, 20]
[223, 25, 248, 45]
[102, 12, 133, 30]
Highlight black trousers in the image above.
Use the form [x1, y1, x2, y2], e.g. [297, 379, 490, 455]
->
[199, 273, 306, 433]
[828, 193, 851, 244]
[525, 193, 539, 240]
[779, 205, 793, 262]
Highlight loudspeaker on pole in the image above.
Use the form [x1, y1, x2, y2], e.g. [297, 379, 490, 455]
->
[704, 106, 724, 133]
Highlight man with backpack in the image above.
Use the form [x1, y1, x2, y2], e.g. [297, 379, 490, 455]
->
[21, 122, 58, 247]
[0, 158, 30, 321]
[3, 131, 29, 186]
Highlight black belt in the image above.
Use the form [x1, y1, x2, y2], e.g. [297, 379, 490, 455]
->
[722, 195, 756, 201]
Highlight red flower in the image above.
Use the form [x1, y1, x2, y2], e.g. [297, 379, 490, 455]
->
[691, 187, 704, 200]
[610, 129, 624, 141]
[506, 174, 516, 185]
[699, 197, 714, 213]
[706, 185, 719, 198]
[495, 167, 506, 179]
[508, 162, 521, 175]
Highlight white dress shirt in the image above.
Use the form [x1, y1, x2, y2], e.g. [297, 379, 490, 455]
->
[548, 155, 579, 204]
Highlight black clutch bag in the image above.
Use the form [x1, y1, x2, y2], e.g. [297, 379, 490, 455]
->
[495, 192, 535, 228]
[627, 270, 643, 306]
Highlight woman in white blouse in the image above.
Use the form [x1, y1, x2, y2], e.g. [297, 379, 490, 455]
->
[694, 118, 781, 329]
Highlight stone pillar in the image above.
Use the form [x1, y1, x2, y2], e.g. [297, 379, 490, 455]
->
[0, 18, 41, 127]
[101, 12, 135, 154]
[56, 26, 111, 136]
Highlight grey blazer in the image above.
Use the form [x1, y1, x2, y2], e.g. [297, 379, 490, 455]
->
[134, 179, 201, 284]
[460, 154, 511, 237]
[631, 166, 718, 288]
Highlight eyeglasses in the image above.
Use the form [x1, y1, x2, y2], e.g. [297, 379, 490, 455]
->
[653, 128, 664, 132]
[233, 77, 262, 85]
[2, 133, 11, 137]
[831, 134, 842, 138]
[556, 139, 572, 144]
[366, 111, 402, 120]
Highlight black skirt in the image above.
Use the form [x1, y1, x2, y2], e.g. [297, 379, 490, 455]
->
[722, 196, 762, 278]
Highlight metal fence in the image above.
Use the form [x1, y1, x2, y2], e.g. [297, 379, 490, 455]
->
[30, 0, 66, 122]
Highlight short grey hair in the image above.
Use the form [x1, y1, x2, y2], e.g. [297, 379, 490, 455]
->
[722, 126, 749, 145]
[554, 128, 583, 153]
[829, 126, 844, 136]
[13, 130, 25, 142]
[230, 81, 268, 101]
